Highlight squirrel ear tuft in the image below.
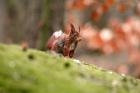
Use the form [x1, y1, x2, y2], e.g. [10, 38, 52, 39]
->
[70, 24, 75, 34]
[70, 24, 74, 28]
[78, 26, 80, 33]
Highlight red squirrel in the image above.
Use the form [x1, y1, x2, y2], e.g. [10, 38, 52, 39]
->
[46, 24, 81, 58]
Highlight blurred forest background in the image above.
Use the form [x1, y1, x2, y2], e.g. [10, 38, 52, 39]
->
[0, 0, 140, 78]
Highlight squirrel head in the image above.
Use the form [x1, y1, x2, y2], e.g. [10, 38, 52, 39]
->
[69, 24, 81, 42]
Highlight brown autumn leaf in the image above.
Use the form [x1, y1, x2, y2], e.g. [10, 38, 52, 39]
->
[117, 3, 127, 13]
[105, 0, 115, 6]
[72, 0, 85, 10]
[101, 3, 109, 12]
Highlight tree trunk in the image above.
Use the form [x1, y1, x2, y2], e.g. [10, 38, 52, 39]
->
[0, 0, 65, 49]
[0, 0, 7, 42]
[37, 0, 65, 50]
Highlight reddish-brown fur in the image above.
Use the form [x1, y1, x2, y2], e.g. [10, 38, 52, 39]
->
[46, 24, 81, 58]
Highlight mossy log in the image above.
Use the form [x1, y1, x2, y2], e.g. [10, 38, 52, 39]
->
[0, 44, 140, 93]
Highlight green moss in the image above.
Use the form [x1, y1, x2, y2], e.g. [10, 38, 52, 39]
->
[0, 44, 140, 93]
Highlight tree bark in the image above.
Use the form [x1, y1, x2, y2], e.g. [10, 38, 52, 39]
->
[0, 0, 7, 42]
[37, 0, 65, 50]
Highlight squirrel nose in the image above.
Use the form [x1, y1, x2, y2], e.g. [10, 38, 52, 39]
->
[77, 37, 82, 41]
